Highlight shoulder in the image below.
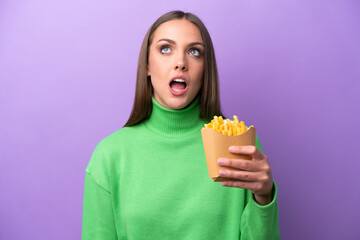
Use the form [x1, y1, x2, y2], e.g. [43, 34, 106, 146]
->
[93, 123, 145, 151]
[85, 124, 146, 189]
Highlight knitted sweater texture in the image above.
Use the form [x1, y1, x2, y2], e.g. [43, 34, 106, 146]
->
[82, 97, 280, 239]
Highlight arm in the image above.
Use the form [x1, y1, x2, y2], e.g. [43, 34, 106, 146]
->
[82, 172, 118, 240]
[217, 135, 280, 239]
[240, 183, 280, 239]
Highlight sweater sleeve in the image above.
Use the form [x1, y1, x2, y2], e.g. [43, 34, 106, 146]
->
[240, 182, 280, 239]
[82, 142, 118, 240]
[239, 135, 280, 239]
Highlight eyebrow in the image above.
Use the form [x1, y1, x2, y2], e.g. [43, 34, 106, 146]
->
[157, 38, 204, 47]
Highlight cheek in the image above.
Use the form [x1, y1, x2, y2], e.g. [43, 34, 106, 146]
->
[148, 51, 162, 76]
[149, 58, 169, 78]
[194, 63, 204, 85]
[149, 66, 166, 91]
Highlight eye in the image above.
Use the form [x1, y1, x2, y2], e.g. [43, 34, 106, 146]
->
[189, 48, 201, 57]
[160, 45, 171, 54]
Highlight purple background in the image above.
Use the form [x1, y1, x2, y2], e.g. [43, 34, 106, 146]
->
[1, 0, 359, 239]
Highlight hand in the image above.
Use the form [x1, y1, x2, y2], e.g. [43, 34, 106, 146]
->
[217, 145, 274, 205]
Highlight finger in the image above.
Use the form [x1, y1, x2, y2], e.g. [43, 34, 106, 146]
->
[221, 180, 260, 191]
[229, 145, 264, 160]
[217, 158, 261, 172]
[219, 169, 262, 182]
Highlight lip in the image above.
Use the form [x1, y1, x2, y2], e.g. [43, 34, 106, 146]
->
[169, 75, 189, 96]
[168, 75, 188, 86]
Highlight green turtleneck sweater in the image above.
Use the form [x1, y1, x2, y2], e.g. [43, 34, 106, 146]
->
[82, 97, 280, 240]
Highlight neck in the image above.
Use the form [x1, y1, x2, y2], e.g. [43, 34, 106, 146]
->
[144, 97, 204, 136]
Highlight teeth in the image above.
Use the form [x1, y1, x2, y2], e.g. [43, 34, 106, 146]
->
[171, 88, 183, 92]
[172, 78, 185, 83]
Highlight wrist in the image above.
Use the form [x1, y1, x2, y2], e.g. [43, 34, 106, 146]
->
[253, 192, 273, 206]
[253, 184, 274, 206]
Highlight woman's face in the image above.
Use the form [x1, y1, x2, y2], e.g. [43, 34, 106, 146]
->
[147, 19, 204, 110]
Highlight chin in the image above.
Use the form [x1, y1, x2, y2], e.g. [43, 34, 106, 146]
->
[167, 102, 188, 110]
[166, 97, 191, 110]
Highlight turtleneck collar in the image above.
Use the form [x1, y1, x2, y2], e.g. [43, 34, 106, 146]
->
[144, 96, 205, 136]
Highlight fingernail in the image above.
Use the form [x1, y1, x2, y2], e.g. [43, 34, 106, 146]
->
[218, 158, 225, 165]
[229, 146, 236, 151]
[219, 170, 227, 176]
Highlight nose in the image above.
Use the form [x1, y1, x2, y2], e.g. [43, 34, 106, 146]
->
[175, 64, 186, 71]
[174, 53, 187, 71]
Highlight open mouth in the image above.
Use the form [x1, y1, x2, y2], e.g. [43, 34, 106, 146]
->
[169, 78, 188, 92]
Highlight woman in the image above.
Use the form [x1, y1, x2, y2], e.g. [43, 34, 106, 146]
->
[82, 11, 280, 240]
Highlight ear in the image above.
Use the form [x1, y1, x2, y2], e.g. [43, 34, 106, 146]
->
[147, 66, 151, 76]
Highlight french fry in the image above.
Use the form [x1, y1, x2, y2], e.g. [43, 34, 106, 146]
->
[201, 116, 256, 182]
[203, 115, 252, 136]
